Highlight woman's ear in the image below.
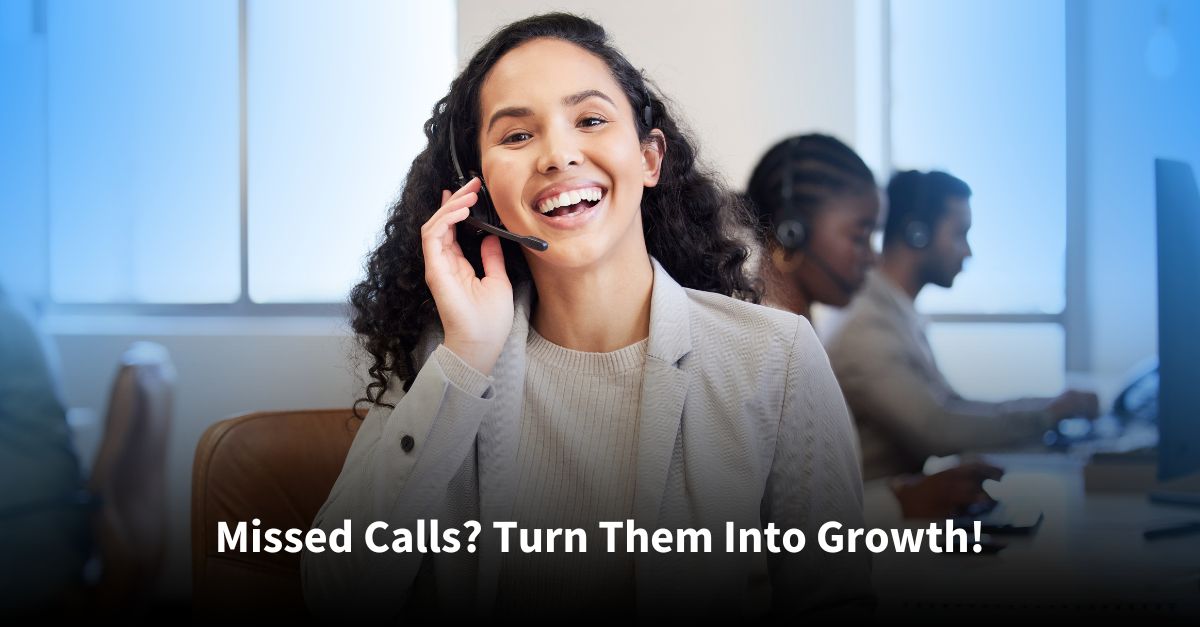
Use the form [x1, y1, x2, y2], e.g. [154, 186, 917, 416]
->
[770, 243, 805, 273]
[641, 129, 666, 187]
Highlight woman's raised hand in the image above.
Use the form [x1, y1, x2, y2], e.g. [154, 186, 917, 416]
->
[421, 177, 514, 375]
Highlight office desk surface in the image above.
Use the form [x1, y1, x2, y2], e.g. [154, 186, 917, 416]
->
[872, 452, 1200, 619]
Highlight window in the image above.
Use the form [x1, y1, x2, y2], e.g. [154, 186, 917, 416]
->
[890, 0, 1066, 315]
[47, 0, 240, 304]
[926, 323, 1065, 400]
[23, 0, 456, 307]
[246, 1, 455, 303]
[880, 0, 1071, 396]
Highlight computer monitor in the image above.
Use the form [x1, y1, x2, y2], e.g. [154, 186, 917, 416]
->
[1155, 158, 1200, 481]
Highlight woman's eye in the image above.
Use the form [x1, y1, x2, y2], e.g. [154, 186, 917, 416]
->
[579, 116, 608, 128]
[501, 132, 532, 145]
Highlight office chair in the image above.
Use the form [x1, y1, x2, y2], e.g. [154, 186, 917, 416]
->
[191, 408, 359, 617]
[88, 341, 175, 610]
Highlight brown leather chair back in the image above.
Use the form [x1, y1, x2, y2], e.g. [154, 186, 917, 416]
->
[191, 408, 359, 617]
[88, 341, 174, 609]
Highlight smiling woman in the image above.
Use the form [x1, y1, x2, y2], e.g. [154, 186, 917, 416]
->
[301, 13, 871, 621]
[475, 38, 663, 279]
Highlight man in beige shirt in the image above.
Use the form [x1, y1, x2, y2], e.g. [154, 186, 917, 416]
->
[826, 170, 1098, 481]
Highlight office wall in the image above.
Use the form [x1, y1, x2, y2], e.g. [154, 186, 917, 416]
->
[1083, 0, 1200, 379]
[456, 0, 861, 188]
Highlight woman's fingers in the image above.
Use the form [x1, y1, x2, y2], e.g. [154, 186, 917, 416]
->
[422, 202, 473, 283]
[424, 179, 503, 288]
[439, 206, 472, 242]
[430, 192, 478, 224]
[424, 178, 481, 245]
[421, 193, 477, 241]
[447, 176, 482, 203]
[479, 234, 508, 281]
[425, 206, 472, 254]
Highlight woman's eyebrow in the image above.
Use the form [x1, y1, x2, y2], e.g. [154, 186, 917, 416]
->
[563, 89, 615, 108]
[486, 89, 617, 133]
[487, 106, 533, 133]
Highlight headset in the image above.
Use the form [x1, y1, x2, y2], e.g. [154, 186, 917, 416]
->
[900, 172, 933, 249]
[772, 156, 860, 298]
[443, 87, 655, 254]
[448, 124, 549, 252]
[773, 160, 809, 249]
[904, 221, 931, 249]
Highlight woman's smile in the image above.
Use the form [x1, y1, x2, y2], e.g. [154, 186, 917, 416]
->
[529, 180, 608, 229]
[477, 38, 661, 268]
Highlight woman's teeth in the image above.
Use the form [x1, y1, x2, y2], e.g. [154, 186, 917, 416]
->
[537, 187, 603, 214]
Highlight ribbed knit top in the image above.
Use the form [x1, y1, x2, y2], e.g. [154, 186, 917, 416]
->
[495, 326, 648, 616]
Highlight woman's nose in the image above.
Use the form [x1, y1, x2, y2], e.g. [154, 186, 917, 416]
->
[536, 126, 583, 173]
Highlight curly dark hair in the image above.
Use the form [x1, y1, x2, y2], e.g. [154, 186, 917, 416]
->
[349, 13, 759, 417]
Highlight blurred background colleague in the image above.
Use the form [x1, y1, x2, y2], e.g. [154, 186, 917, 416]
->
[746, 135, 1004, 523]
[825, 170, 1099, 481]
[0, 283, 90, 610]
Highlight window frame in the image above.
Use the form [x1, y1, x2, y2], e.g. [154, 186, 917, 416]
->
[857, 0, 1087, 373]
[43, 0, 382, 318]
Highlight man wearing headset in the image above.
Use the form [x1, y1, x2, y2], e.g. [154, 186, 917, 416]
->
[825, 170, 1099, 482]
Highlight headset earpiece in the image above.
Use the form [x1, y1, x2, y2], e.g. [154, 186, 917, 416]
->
[905, 221, 931, 249]
[465, 170, 501, 227]
[775, 218, 808, 250]
[772, 156, 809, 251]
[642, 86, 653, 128]
[444, 115, 549, 252]
[448, 123, 504, 228]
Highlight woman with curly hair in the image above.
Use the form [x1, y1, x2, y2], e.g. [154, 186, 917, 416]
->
[302, 13, 869, 621]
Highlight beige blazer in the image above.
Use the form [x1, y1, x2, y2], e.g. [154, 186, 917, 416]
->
[826, 270, 1056, 480]
[302, 257, 871, 620]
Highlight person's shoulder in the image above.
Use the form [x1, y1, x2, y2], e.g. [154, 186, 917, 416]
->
[825, 296, 908, 373]
[679, 290, 832, 377]
[826, 286, 894, 349]
[682, 288, 803, 343]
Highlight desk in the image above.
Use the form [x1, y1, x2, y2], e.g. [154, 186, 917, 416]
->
[871, 452, 1200, 619]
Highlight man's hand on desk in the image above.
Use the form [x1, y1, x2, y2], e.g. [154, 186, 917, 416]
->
[1048, 390, 1101, 420]
[890, 462, 1006, 519]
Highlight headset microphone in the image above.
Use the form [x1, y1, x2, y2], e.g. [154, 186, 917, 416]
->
[803, 247, 860, 297]
[448, 125, 549, 252]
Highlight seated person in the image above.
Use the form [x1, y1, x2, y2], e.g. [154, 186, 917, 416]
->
[824, 169, 1098, 481]
[303, 16, 871, 619]
[745, 135, 1003, 523]
[0, 284, 90, 610]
